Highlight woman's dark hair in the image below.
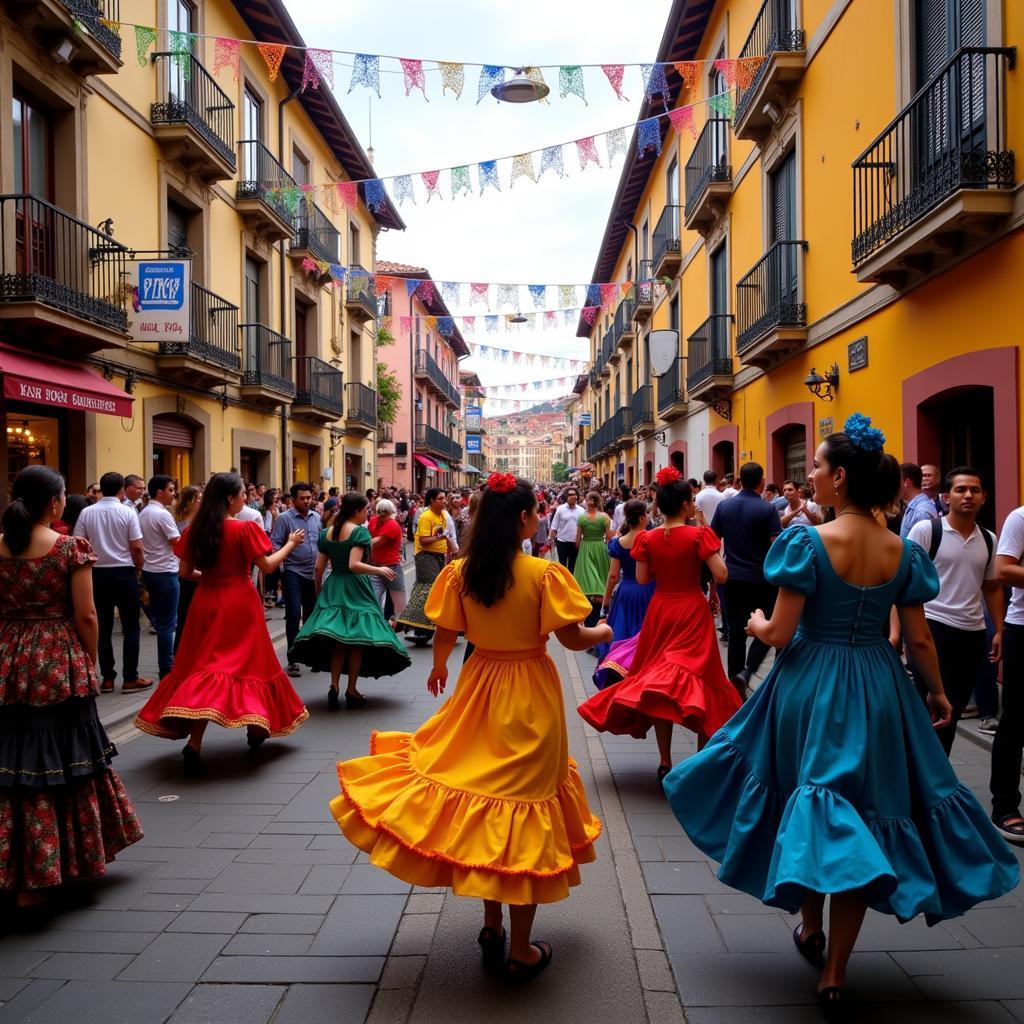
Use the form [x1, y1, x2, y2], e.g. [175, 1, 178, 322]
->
[460, 477, 536, 607]
[262, 488, 279, 510]
[655, 477, 694, 519]
[61, 493, 88, 534]
[332, 491, 368, 539]
[189, 472, 243, 571]
[620, 498, 648, 533]
[176, 485, 201, 523]
[585, 490, 600, 509]
[3, 466, 65, 554]
[822, 433, 901, 511]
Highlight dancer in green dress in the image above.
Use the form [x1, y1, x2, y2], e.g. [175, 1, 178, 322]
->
[289, 492, 411, 710]
[574, 492, 613, 626]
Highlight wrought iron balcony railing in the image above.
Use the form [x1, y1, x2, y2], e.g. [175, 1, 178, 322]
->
[60, 0, 122, 59]
[686, 314, 733, 391]
[657, 357, 686, 414]
[158, 281, 239, 371]
[239, 323, 294, 395]
[237, 140, 296, 225]
[295, 355, 343, 416]
[292, 201, 340, 264]
[652, 205, 682, 272]
[852, 47, 1016, 266]
[634, 259, 654, 312]
[613, 293, 635, 345]
[0, 193, 128, 333]
[611, 405, 632, 443]
[345, 381, 378, 429]
[631, 384, 654, 429]
[736, 240, 808, 351]
[685, 119, 732, 212]
[414, 348, 460, 408]
[416, 422, 461, 462]
[734, 0, 806, 125]
[345, 265, 377, 321]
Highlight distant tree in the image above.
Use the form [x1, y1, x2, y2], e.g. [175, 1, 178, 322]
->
[551, 462, 568, 483]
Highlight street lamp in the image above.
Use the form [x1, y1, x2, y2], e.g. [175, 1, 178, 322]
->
[507, 313, 528, 324]
[491, 69, 549, 103]
[804, 364, 839, 402]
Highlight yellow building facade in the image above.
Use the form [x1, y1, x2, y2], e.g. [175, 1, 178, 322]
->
[0, 0, 399, 497]
[578, 0, 1021, 529]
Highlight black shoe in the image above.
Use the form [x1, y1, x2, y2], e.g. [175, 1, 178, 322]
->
[504, 940, 553, 983]
[793, 923, 826, 968]
[478, 926, 506, 970]
[246, 728, 267, 752]
[817, 985, 847, 1022]
[327, 687, 340, 711]
[345, 692, 367, 710]
[731, 669, 752, 701]
[181, 744, 206, 777]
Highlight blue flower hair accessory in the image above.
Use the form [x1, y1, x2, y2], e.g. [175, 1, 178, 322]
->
[844, 413, 886, 452]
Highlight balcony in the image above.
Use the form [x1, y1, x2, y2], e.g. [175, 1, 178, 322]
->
[610, 405, 632, 445]
[151, 53, 236, 182]
[657, 356, 688, 422]
[293, 355, 343, 422]
[158, 282, 239, 385]
[631, 385, 655, 436]
[291, 202, 340, 267]
[414, 349, 460, 408]
[602, 327, 618, 368]
[415, 422, 462, 463]
[686, 314, 734, 401]
[236, 141, 296, 243]
[736, 241, 808, 366]
[345, 265, 377, 324]
[733, 0, 806, 141]
[239, 324, 294, 404]
[14, 0, 123, 75]
[653, 205, 683, 278]
[585, 420, 613, 462]
[684, 119, 732, 234]
[0, 194, 128, 350]
[614, 294, 636, 349]
[851, 47, 1016, 287]
[633, 260, 655, 324]
[345, 381, 377, 436]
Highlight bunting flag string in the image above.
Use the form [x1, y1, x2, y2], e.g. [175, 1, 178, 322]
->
[257, 42, 287, 82]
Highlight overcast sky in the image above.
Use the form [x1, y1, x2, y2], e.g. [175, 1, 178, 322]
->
[285, 0, 673, 411]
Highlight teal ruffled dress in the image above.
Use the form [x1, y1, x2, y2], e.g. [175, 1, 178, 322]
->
[288, 528, 412, 678]
[663, 527, 1019, 925]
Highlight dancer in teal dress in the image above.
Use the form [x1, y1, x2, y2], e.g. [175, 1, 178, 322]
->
[573, 493, 612, 629]
[289, 492, 411, 710]
[663, 416, 1019, 1021]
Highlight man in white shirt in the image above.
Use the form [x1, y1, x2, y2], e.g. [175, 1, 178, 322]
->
[549, 488, 582, 571]
[139, 475, 181, 680]
[780, 479, 823, 528]
[74, 471, 151, 693]
[720, 473, 739, 499]
[122, 473, 145, 511]
[610, 484, 631, 533]
[907, 467, 1001, 756]
[695, 470, 726, 523]
[900, 462, 939, 538]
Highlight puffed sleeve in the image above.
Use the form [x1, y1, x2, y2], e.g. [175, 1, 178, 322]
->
[539, 562, 593, 634]
[631, 529, 650, 562]
[607, 536, 623, 559]
[896, 539, 940, 606]
[763, 527, 818, 595]
[696, 525, 721, 561]
[241, 520, 272, 562]
[64, 535, 97, 570]
[424, 562, 466, 632]
[317, 528, 329, 554]
[350, 526, 372, 551]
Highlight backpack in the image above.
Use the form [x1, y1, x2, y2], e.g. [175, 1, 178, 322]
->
[927, 516, 994, 569]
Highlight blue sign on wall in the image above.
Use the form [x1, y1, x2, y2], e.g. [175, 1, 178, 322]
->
[466, 434, 482, 453]
[137, 261, 186, 310]
[579, 412, 592, 426]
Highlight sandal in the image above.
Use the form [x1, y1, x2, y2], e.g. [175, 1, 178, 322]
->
[993, 814, 1024, 844]
[816, 985, 847, 1022]
[793, 923, 826, 968]
[477, 926, 506, 970]
[505, 940, 552, 983]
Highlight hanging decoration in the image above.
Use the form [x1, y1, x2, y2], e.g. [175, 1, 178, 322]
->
[348, 52, 381, 96]
[575, 137, 601, 172]
[478, 160, 501, 195]
[400, 58, 428, 98]
[510, 153, 537, 188]
[642, 63, 670, 104]
[539, 145, 565, 180]
[606, 127, 628, 162]
[393, 175, 415, 206]
[524, 67, 550, 104]
[257, 42, 287, 82]
[496, 284, 518, 310]
[441, 281, 461, 307]
[133, 24, 157, 67]
[712, 58, 737, 85]
[421, 170, 442, 202]
[668, 106, 697, 137]
[451, 165, 472, 198]
[363, 179, 387, 213]
[528, 285, 547, 309]
[169, 32, 194, 79]
[212, 37, 240, 80]
[736, 55, 766, 89]
[601, 64, 628, 101]
[336, 181, 358, 209]
[439, 61, 465, 98]
[637, 117, 663, 157]
[470, 283, 491, 308]
[477, 65, 505, 104]
[674, 61, 702, 91]
[302, 48, 334, 91]
[708, 92, 735, 118]
[558, 65, 586, 104]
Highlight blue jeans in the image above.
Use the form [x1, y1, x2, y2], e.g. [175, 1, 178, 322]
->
[142, 570, 179, 679]
[282, 569, 317, 654]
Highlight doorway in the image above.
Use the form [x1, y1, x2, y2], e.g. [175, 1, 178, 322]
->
[712, 440, 734, 478]
[777, 424, 807, 484]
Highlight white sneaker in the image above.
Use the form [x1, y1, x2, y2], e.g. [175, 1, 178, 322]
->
[978, 717, 1000, 735]
[961, 704, 979, 719]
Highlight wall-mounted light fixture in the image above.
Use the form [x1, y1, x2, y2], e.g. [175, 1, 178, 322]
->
[804, 363, 839, 402]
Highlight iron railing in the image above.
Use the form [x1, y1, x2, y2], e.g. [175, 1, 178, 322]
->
[736, 240, 808, 350]
[734, 0, 806, 124]
[586, 420, 613, 461]
[159, 281, 239, 371]
[611, 405, 632, 443]
[652, 205, 682, 269]
[151, 52, 235, 168]
[657, 356, 686, 414]
[292, 201, 340, 264]
[295, 355, 342, 415]
[852, 47, 1015, 266]
[237, 140, 296, 226]
[60, 0, 122, 59]
[613, 294, 635, 344]
[635, 259, 654, 310]
[686, 314, 733, 391]
[631, 385, 654, 429]
[345, 265, 377, 320]
[345, 382, 378, 429]
[0, 194, 128, 333]
[239, 323, 294, 395]
[414, 349, 460, 408]
[601, 327, 614, 366]
[685, 119, 732, 211]
[415, 422, 461, 462]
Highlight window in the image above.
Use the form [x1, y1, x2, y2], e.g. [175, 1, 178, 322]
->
[349, 330, 362, 383]
[711, 245, 728, 316]
[12, 94, 51, 201]
[244, 255, 263, 323]
[166, 1, 193, 102]
[349, 222, 361, 267]
[640, 220, 649, 262]
[710, 52, 728, 166]
[770, 150, 798, 307]
[292, 148, 310, 187]
[242, 88, 262, 182]
[669, 295, 680, 332]
[666, 156, 679, 208]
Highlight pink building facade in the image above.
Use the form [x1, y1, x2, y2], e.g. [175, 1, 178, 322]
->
[376, 263, 468, 494]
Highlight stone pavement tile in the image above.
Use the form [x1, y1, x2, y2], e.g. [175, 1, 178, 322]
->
[236, 847, 357, 865]
[642, 861, 732, 895]
[199, 834, 256, 850]
[188, 803, 285, 817]
[703, 893, 784, 916]
[262, 823, 339, 835]
[246, 834, 310, 850]
[0, 979, 66, 1023]
[0, 978, 28, 1001]
[46, 909, 180, 933]
[10, 980, 191, 1024]
[657, 833, 708, 862]
[165, 912, 247, 934]
[636, 948, 676, 992]
[379, 955, 427, 990]
[118, 933, 228, 983]
[201, 954, 383, 984]
[404, 894, 444, 914]
[390, 914, 438, 956]
[0, 951, 50, 977]
[239, 914, 324, 935]
[1003, 1000, 1024, 1022]
[652, 895, 726, 955]
[614, 774, 678, 814]
[644, 989, 687, 1024]
[30, 952, 134, 981]
[165, 983, 285, 1024]
[627, 812, 689, 836]
[146, 879, 210, 895]
[685, 1007, 823, 1023]
[188, 894, 333, 915]
[271, 983, 375, 1024]
[894, 948, 1024, 1000]
[0, 931, 158, 954]
[185, 815, 276, 836]
[131, 894, 195, 913]
[137, 782, 305, 807]
[961, 907, 1024, 947]
[205, 863, 311, 895]
[308, 895, 406, 956]
[297, 865, 352, 894]
[340, 865, 413, 895]
[712, 913, 795, 953]
[221, 934, 312, 956]
[156, 861, 230, 880]
[853, 910, 965, 951]
[117, 846, 239, 867]
[633, 835, 664, 861]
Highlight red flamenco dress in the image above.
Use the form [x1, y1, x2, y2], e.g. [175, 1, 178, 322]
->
[578, 525, 740, 741]
[0, 536, 142, 890]
[135, 519, 308, 741]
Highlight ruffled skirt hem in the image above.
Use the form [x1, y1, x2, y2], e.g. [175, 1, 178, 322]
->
[288, 617, 411, 678]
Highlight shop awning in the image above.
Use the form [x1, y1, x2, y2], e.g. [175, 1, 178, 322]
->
[0, 344, 134, 418]
[435, 460, 450, 471]
[414, 454, 439, 470]
[463, 465, 482, 475]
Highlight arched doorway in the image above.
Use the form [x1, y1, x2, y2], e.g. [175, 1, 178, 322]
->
[669, 450, 686, 474]
[712, 440, 733, 478]
[152, 414, 194, 485]
[778, 425, 807, 484]
[643, 456, 653, 485]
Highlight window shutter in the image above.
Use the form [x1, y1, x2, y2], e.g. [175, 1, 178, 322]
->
[152, 415, 194, 449]
[917, 0, 949, 86]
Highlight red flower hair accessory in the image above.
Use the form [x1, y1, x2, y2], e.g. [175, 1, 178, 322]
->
[656, 466, 682, 487]
[487, 472, 517, 494]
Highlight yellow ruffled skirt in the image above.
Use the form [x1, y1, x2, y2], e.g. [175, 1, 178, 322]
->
[330, 647, 601, 904]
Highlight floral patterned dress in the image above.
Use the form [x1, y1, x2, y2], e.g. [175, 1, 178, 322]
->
[0, 535, 143, 890]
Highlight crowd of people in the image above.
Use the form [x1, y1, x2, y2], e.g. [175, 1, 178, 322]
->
[2, 417, 1024, 1017]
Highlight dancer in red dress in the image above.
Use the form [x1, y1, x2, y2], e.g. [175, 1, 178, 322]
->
[135, 472, 309, 775]
[578, 468, 739, 783]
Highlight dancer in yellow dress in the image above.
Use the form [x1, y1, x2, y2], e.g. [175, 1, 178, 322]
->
[330, 472, 610, 981]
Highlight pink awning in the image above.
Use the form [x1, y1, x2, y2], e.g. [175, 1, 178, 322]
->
[414, 454, 439, 470]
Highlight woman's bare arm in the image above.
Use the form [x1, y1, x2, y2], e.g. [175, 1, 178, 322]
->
[70, 565, 98, 665]
[746, 588, 805, 648]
